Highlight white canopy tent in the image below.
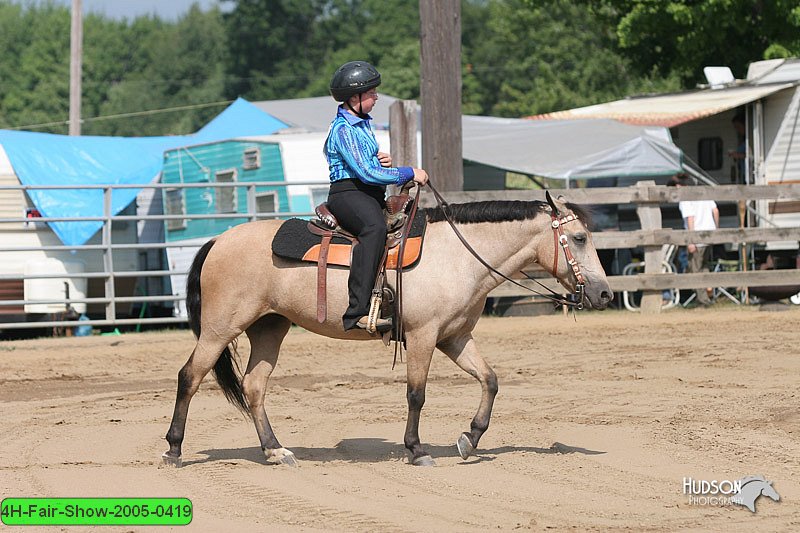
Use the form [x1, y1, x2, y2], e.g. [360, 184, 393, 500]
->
[460, 115, 687, 184]
[255, 95, 700, 184]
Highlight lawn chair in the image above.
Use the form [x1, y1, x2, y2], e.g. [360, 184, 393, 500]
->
[622, 244, 680, 311]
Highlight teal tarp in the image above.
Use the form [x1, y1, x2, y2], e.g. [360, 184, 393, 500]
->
[0, 98, 288, 245]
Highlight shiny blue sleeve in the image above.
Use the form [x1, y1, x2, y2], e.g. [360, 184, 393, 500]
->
[331, 123, 414, 186]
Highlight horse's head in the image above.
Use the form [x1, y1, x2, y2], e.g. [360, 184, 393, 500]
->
[539, 192, 613, 310]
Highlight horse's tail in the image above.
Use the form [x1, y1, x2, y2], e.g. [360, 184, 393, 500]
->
[186, 239, 250, 415]
[186, 239, 214, 338]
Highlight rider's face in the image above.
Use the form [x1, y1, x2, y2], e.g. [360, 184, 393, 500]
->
[349, 89, 378, 114]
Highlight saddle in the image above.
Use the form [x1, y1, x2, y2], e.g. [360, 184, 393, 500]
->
[308, 191, 418, 331]
[271, 189, 426, 335]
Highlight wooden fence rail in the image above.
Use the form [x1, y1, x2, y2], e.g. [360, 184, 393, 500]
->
[419, 183, 800, 313]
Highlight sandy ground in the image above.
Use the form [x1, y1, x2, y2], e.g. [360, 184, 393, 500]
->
[1, 305, 799, 532]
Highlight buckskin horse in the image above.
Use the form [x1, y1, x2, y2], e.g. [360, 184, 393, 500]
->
[163, 190, 613, 467]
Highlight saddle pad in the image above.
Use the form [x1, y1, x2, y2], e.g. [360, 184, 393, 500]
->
[272, 210, 427, 270]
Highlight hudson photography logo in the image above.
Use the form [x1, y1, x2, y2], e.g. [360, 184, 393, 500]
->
[683, 475, 780, 513]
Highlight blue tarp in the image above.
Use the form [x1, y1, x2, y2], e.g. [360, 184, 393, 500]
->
[0, 98, 288, 245]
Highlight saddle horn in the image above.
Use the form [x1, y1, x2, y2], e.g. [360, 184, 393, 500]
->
[545, 190, 560, 217]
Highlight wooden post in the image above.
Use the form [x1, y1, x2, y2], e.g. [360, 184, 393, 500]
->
[739, 199, 749, 303]
[635, 181, 663, 314]
[389, 100, 418, 167]
[419, 0, 463, 191]
[69, 0, 83, 136]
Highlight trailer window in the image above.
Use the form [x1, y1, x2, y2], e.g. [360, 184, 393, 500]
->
[256, 192, 278, 218]
[310, 186, 330, 208]
[214, 169, 238, 213]
[697, 137, 723, 171]
[164, 188, 186, 230]
[243, 147, 261, 170]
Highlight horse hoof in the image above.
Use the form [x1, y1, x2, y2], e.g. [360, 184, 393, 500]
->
[411, 455, 436, 467]
[278, 452, 298, 467]
[265, 448, 298, 467]
[161, 452, 182, 468]
[457, 433, 475, 460]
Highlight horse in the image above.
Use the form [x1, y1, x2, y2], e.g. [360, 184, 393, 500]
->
[162, 192, 613, 467]
[730, 475, 780, 512]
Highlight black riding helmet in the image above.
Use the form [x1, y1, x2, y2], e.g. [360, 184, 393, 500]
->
[329, 61, 381, 102]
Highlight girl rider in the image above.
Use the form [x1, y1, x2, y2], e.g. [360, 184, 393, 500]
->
[325, 60, 429, 330]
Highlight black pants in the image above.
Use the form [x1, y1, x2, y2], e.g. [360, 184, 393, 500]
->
[327, 180, 387, 330]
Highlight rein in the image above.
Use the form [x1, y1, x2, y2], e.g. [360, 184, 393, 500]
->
[426, 180, 586, 309]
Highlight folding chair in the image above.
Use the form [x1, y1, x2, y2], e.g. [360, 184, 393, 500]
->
[622, 244, 680, 311]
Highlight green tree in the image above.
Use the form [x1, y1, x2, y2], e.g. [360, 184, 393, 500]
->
[221, 0, 423, 102]
[375, 40, 420, 100]
[0, 3, 228, 135]
[586, 0, 800, 85]
[222, 0, 329, 100]
[91, 6, 228, 136]
[465, 0, 679, 117]
[8, 0, 767, 134]
[0, 4, 71, 132]
[80, 14, 143, 130]
[0, 3, 32, 127]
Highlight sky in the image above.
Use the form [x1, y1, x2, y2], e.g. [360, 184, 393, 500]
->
[10, 0, 225, 21]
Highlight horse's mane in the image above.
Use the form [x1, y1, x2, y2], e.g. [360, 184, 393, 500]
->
[424, 200, 593, 228]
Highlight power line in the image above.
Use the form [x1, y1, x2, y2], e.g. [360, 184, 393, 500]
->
[5, 99, 233, 131]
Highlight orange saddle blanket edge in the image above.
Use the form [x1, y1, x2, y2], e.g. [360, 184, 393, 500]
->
[301, 237, 422, 269]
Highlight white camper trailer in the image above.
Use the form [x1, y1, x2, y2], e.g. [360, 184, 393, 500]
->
[0, 144, 140, 324]
[534, 58, 800, 264]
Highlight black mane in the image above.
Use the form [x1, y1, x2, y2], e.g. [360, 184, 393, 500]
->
[424, 200, 593, 228]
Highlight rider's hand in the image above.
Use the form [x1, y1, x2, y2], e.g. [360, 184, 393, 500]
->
[377, 152, 392, 168]
[412, 168, 429, 186]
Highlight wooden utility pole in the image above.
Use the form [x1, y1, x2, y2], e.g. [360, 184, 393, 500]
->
[389, 100, 418, 168]
[419, 0, 463, 191]
[69, 0, 83, 136]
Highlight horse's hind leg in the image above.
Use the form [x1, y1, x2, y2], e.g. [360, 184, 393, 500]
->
[437, 334, 498, 460]
[242, 314, 295, 466]
[163, 335, 233, 467]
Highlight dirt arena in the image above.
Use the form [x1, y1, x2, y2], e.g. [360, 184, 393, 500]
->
[1, 306, 798, 531]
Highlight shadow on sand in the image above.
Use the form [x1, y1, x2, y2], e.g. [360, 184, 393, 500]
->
[184, 439, 605, 466]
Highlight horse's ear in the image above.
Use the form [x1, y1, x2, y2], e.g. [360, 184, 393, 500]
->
[545, 190, 560, 217]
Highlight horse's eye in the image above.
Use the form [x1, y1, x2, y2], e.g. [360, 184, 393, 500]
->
[573, 233, 587, 244]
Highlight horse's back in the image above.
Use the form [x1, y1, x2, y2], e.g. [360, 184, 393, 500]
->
[215, 218, 285, 246]
[205, 219, 333, 318]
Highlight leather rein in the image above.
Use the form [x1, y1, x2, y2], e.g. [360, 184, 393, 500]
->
[425, 180, 586, 309]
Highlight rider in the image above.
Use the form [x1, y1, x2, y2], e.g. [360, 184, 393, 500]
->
[325, 60, 429, 331]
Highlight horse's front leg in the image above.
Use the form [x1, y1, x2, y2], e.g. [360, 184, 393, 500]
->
[437, 334, 498, 460]
[404, 337, 436, 466]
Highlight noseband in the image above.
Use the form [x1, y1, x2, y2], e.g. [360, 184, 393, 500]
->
[550, 213, 586, 309]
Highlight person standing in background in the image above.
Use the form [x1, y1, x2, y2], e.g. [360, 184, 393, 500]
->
[729, 111, 747, 183]
[668, 174, 719, 306]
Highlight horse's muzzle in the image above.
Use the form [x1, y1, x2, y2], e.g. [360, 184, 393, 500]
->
[587, 288, 614, 310]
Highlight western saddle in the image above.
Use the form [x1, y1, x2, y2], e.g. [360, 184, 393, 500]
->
[307, 185, 419, 335]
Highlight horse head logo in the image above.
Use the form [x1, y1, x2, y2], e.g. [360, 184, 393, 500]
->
[730, 475, 780, 513]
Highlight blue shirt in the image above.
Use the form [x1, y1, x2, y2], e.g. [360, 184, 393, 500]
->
[325, 106, 414, 186]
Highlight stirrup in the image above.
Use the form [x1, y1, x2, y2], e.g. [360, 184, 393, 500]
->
[356, 316, 392, 331]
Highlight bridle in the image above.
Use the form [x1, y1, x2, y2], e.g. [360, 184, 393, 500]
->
[426, 180, 587, 309]
[550, 212, 586, 310]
